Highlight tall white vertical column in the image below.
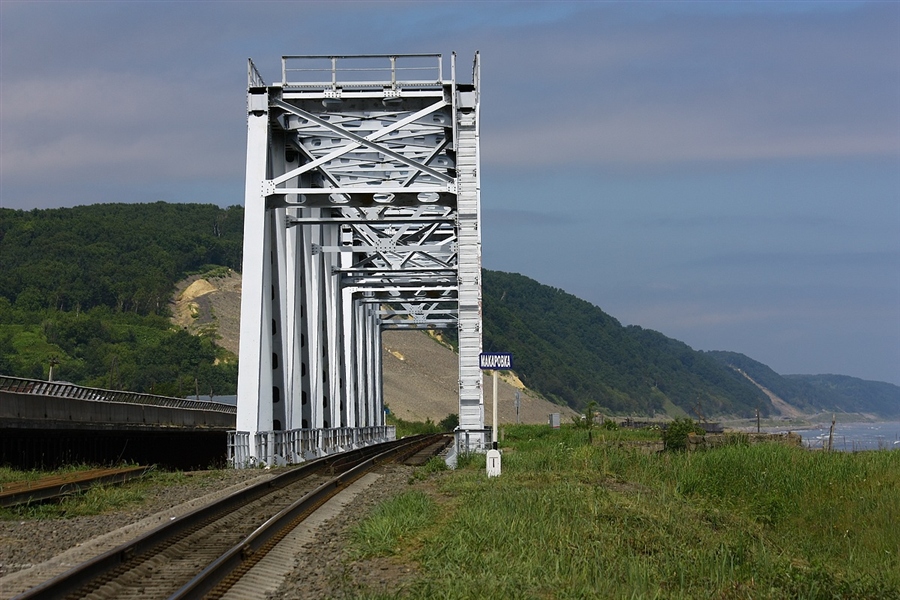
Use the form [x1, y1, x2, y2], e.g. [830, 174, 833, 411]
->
[455, 53, 484, 432]
[236, 82, 274, 457]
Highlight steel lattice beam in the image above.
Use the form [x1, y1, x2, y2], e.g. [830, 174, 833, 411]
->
[235, 54, 483, 465]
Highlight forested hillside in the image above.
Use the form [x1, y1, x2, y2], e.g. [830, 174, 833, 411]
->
[482, 270, 768, 417]
[0, 203, 243, 314]
[0, 203, 243, 396]
[707, 351, 900, 418]
[1, 202, 895, 418]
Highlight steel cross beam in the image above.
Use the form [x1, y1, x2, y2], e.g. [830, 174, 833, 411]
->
[236, 54, 483, 466]
[269, 99, 453, 186]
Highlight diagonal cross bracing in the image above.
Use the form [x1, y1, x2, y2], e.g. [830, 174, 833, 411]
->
[270, 98, 451, 186]
[233, 54, 483, 467]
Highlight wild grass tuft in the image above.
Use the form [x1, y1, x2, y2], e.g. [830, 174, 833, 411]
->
[349, 490, 439, 558]
[409, 456, 449, 482]
[455, 451, 486, 470]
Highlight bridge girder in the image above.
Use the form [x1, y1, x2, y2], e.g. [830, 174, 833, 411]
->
[236, 54, 483, 464]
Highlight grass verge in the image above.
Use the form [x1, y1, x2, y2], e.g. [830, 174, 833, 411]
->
[348, 424, 900, 599]
[350, 490, 440, 559]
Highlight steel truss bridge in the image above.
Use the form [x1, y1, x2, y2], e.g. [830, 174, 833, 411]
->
[233, 54, 484, 466]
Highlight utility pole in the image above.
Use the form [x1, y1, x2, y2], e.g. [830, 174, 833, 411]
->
[48, 356, 59, 382]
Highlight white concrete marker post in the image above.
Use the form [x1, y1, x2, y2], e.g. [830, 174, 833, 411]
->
[479, 352, 513, 478]
[486, 446, 502, 477]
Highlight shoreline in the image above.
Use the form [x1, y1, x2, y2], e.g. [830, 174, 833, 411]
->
[722, 412, 894, 431]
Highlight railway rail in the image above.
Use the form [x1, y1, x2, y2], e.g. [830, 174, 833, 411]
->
[402, 436, 453, 466]
[0, 466, 152, 508]
[13, 434, 445, 600]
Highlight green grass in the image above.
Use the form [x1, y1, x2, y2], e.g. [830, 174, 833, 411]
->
[350, 490, 439, 558]
[386, 413, 442, 438]
[347, 424, 900, 599]
[409, 456, 450, 483]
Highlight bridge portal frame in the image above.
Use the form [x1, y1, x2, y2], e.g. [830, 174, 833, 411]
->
[235, 54, 483, 466]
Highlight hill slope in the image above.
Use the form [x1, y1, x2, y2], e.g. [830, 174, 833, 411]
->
[382, 330, 577, 425]
[2, 202, 896, 420]
[166, 273, 575, 424]
[482, 270, 769, 418]
[0, 203, 243, 315]
[707, 351, 900, 418]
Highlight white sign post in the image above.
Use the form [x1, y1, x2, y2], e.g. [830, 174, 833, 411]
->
[479, 353, 513, 477]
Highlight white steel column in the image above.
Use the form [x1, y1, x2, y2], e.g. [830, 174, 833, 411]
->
[341, 286, 358, 427]
[303, 214, 325, 430]
[374, 323, 384, 426]
[323, 223, 342, 427]
[236, 77, 274, 451]
[365, 303, 378, 427]
[284, 214, 303, 431]
[455, 53, 484, 432]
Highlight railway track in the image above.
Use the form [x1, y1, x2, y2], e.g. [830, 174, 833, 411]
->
[0, 466, 152, 508]
[402, 435, 453, 466]
[13, 434, 444, 600]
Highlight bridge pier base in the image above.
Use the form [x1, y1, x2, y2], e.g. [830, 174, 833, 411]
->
[227, 426, 396, 468]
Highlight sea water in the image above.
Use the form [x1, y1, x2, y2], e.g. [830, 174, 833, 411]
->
[769, 421, 900, 452]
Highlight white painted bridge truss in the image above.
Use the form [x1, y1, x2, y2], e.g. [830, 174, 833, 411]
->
[232, 54, 484, 466]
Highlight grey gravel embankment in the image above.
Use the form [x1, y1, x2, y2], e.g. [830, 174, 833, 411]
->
[0, 465, 419, 600]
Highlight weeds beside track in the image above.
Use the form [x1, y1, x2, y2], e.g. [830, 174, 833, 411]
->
[349, 425, 900, 599]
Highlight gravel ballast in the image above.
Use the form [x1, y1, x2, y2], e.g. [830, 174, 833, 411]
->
[0, 464, 420, 599]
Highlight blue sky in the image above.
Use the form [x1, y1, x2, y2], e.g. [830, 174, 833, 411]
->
[2, 1, 898, 385]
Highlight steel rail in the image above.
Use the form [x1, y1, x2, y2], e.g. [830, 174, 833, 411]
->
[0, 466, 152, 508]
[172, 434, 442, 599]
[13, 437, 435, 600]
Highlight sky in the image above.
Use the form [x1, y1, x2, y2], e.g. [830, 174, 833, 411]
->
[2, 1, 898, 385]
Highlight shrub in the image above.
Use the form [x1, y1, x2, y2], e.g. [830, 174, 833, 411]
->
[439, 413, 459, 432]
[662, 418, 705, 451]
[387, 414, 442, 437]
[572, 401, 599, 429]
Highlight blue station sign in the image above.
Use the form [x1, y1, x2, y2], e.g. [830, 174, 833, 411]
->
[479, 352, 514, 370]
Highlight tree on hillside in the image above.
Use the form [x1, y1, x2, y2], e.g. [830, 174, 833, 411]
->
[0, 203, 242, 395]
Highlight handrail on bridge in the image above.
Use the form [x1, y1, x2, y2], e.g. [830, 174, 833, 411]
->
[281, 54, 443, 89]
[248, 58, 266, 88]
[0, 376, 236, 414]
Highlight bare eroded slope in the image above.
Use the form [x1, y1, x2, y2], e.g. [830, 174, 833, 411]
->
[170, 273, 574, 425]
